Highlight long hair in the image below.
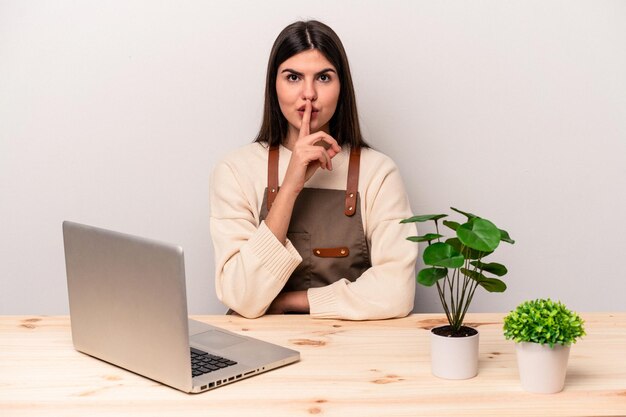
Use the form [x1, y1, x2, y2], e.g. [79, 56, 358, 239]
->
[254, 20, 369, 149]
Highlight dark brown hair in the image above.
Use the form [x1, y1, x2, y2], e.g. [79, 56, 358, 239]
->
[254, 20, 369, 149]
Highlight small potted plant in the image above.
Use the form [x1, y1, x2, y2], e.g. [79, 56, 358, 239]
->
[402, 207, 515, 379]
[503, 298, 586, 393]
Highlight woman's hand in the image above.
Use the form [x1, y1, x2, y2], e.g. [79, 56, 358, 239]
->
[266, 291, 310, 314]
[281, 100, 342, 195]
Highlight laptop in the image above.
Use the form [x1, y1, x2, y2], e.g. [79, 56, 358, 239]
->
[62, 221, 300, 393]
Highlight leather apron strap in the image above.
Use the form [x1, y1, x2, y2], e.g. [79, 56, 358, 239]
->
[266, 145, 361, 216]
[345, 146, 360, 217]
[267, 145, 280, 211]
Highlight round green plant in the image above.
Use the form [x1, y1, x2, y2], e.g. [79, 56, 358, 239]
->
[402, 207, 515, 334]
[503, 299, 586, 348]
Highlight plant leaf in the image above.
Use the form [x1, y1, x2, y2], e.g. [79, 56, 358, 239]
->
[460, 268, 486, 281]
[477, 277, 507, 292]
[450, 207, 478, 219]
[400, 214, 448, 223]
[457, 218, 501, 252]
[443, 220, 460, 231]
[461, 268, 506, 292]
[423, 242, 464, 268]
[406, 234, 444, 243]
[446, 238, 492, 260]
[417, 267, 448, 286]
[469, 261, 508, 276]
[500, 228, 515, 244]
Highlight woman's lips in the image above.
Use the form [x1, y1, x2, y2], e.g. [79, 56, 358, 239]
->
[298, 110, 319, 119]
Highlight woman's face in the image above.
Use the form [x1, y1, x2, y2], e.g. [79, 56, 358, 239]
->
[276, 49, 340, 143]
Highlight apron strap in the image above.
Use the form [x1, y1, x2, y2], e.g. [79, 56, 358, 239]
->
[344, 146, 361, 217]
[267, 145, 280, 211]
[266, 144, 361, 217]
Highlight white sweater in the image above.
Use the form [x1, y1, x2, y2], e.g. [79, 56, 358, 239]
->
[209, 142, 417, 320]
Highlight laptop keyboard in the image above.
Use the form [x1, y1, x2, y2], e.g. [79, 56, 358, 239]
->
[190, 347, 238, 378]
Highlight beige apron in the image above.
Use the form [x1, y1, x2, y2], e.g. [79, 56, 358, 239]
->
[261, 145, 371, 293]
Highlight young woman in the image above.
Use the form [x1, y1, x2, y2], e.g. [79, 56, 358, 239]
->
[210, 20, 417, 320]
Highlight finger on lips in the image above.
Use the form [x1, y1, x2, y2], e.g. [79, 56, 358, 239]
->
[296, 100, 341, 171]
[299, 100, 312, 138]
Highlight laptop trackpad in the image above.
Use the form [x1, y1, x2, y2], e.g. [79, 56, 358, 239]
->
[191, 330, 246, 350]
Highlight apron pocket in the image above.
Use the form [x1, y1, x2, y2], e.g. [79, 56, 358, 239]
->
[312, 247, 350, 258]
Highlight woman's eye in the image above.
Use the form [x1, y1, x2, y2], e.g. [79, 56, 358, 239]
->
[319, 74, 331, 82]
[287, 74, 299, 82]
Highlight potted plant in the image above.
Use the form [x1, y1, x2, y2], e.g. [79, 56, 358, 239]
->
[503, 298, 585, 393]
[401, 207, 515, 379]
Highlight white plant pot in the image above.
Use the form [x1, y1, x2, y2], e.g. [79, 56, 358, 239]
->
[515, 342, 571, 394]
[430, 326, 479, 380]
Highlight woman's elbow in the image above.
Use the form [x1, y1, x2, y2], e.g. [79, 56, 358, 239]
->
[223, 302, 268, 319]
[234, 308, 266, 319]
[387, 282, 415, 318]
[216, 290, 268, 319]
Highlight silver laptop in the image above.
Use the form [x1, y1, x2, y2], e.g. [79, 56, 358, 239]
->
[62, 221, 300, 393]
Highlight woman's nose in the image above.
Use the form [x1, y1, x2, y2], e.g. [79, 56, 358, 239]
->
[302, 80, 317, 101]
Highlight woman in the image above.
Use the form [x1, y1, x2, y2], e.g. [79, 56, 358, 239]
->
[210, 20, 417, 320]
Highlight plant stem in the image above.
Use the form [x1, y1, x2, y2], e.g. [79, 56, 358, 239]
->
[436, 281, 452, 325]
[462, 260, 483, 324]
[455, 266, 461, 326]
[459, 280, 480, 324]
[449, 269, 456, 323]
[458, 277, 470, 327]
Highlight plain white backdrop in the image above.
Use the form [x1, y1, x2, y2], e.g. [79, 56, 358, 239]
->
[1, 0, 625, 315]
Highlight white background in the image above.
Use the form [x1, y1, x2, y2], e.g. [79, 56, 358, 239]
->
[2, 0, 625, 315]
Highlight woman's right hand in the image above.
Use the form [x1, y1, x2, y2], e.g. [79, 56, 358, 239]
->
[281, 100, 342, 195]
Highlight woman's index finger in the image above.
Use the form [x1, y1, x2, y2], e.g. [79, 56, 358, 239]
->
[299, 100, 312, 138]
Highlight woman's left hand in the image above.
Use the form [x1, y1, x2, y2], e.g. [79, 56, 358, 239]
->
[267, 291, 310, 314]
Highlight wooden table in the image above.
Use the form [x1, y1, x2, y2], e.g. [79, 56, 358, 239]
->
[1, 313, 625, 416]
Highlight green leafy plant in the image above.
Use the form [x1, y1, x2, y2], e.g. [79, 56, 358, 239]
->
[401, 207, 515, 334]
[503, 298, 586, 347]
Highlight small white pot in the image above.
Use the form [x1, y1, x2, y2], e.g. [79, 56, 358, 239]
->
[515, 342, 571, 394]
[430, 326, 479, 380]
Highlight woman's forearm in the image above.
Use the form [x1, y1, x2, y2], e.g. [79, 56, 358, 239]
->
[264, 185, 299, 245]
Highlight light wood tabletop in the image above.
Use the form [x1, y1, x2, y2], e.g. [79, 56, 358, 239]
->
[1, 313, 625, 416]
